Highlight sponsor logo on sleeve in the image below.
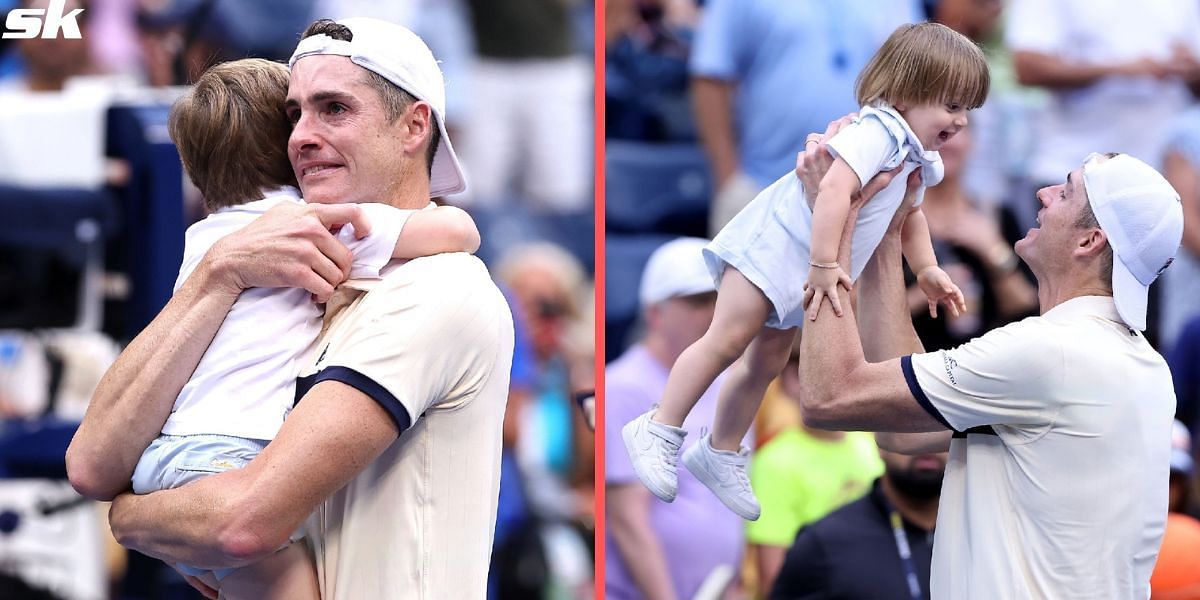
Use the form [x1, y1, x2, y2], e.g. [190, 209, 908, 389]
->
[942, 352, 959, 386]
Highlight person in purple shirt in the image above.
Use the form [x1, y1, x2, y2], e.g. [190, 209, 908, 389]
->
[605, 236, 750, 600]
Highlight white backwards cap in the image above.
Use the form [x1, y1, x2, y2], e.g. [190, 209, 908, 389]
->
[1082, 153, 1183, 331]
[290, 17, 466, 196]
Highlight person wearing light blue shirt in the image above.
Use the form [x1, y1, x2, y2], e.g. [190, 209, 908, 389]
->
[690, 0, 922, 233]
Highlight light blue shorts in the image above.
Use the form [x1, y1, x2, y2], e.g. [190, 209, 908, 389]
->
[131, 433, 271, 581]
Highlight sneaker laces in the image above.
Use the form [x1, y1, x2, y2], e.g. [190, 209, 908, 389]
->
[701, 427, 752, 492]
[731, 459, 752, 492]
[652, 427, 681, 470]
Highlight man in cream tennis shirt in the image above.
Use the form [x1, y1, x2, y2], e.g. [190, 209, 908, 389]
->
[67, 17, 513, 599]
[793, 146, 1182, 599]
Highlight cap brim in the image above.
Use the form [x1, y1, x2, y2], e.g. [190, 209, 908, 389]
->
[641, 282, 715, 307]
[430, 114, 466, 197]
[1111, 256, 1149, 331]
[670, 282, 719, 300]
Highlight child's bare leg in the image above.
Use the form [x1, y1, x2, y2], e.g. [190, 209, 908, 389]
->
[654, 267, 773, 427]
[216, 543, 318, 600]
[710, 326, 796, 452]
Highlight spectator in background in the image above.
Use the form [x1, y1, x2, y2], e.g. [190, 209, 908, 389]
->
[1150, 513, 1200, 600]
[689, 0, 922, 234]
[1169, 420, 1194, 515]
[84, 0, 142, 79]
[1170, 316, 1200, 435]
[929, 0, 1013, 214]
[748, 344, 883, 596]
[910, 125, 1037, 351]
[1150, 421, 1200, 599]
[494, 242, 595, 599]
[458, 0, 590, 213]
[931, 0, 1002, 43]
[134, 0, 318, 86]
[606, 237, 747, 600]
[770, 448, 945, 600]
[605, 0, 699, 142]
[496, 243, 595, 521]
[310, 0, 473, 130]
[1158, 106, 1200, 352]
[1007, 0, 1200, 236]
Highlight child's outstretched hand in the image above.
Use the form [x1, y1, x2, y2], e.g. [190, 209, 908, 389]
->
[917, 266, 966, 319]
[803, 264, 852, 321]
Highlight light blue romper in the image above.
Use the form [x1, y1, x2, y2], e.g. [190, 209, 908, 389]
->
[703, 104, 944, 329]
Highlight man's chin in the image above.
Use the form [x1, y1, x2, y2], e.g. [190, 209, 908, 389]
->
[299, 186, 351, 205]
[1014, 234, 1033, 256]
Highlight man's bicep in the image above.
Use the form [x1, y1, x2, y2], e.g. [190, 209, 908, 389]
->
[237, 381, 398, 537]
[838, 359, 949, 432]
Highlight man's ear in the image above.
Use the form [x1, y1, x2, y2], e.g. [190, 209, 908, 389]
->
[400, 101, 433, 157]
[1075, 227, 1109, 258]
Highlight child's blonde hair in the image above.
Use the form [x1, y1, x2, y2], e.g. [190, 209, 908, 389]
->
[856, 22, 990, 110]
[168, 58, 297, 211]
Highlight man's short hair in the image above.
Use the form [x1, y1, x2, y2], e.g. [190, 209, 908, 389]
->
[168, 59, 297, 211]
[299, 19, 440, 176]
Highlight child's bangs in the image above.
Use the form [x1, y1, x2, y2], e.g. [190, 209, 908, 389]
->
[940, 51, 990, 110]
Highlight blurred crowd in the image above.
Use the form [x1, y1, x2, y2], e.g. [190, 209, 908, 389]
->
[0, 1, 595, 599]
[604, 0, 1200, 598]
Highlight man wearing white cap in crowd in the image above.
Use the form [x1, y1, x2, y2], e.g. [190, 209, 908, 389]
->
[65, 17, 514, 599]
[606, 237, 749, 600]
[792, 139, 1184, 599]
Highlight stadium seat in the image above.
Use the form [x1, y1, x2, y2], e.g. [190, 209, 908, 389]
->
[605, 141, 712, 236]
[470, 204, 595, 274]
[106, 103, 186, 337]
[605, 233, 677, 361]
[0, 186, 116, 331]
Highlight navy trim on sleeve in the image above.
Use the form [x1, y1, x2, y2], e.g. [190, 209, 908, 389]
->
[900, 355, 955, 431]
[295, 366, 412, 434]
[952, 426, 997, 439]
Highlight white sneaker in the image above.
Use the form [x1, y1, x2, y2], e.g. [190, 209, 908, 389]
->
[621, 407, 687, 502]
[682, 433, 760, 520]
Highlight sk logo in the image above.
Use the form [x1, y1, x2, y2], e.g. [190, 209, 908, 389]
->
[3, 0, 84, 39]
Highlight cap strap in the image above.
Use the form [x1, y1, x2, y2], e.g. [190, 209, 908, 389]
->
[289, 34, 355, 68]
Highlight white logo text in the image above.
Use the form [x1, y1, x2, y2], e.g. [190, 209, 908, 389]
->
[3, 1, 84, 40]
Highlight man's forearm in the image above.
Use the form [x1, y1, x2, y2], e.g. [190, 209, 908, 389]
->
[67, 259, 239, 500]
[1013, 51, 1125, 89]
[859, 226, 952, 452]
[109, 467, 262, 568]
[607, 486, 679, 600]
[858, 227, 924, 361]
[111, 380, 400, 568]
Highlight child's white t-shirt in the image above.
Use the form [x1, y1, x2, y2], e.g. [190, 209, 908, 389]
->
[158, 188, 411, 440]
